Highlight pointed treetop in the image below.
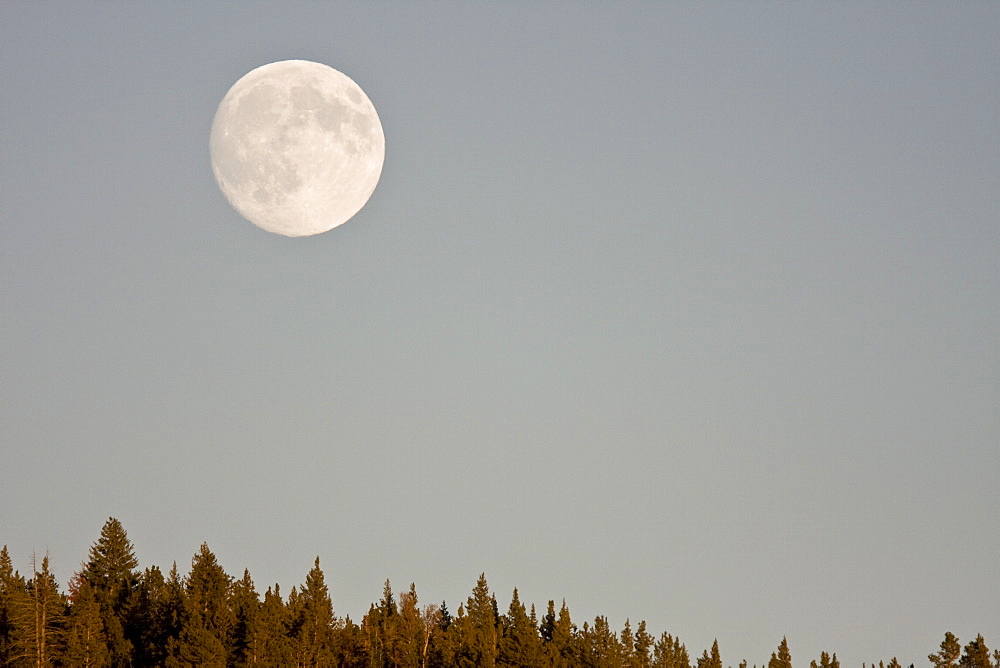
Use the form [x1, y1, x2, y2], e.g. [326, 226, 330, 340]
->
[83, 517, 138, 589]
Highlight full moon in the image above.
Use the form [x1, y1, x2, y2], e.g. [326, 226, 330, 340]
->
[210, 60, 385, 236]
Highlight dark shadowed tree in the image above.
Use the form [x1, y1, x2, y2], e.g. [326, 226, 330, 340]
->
[167, 543, 233, 666]
[64, 576, 110, 667]
[0, 546, 26, 665]
[83, 517, 139, 666]
[229, 568, 259, 665]
[426, 601, 456, 668]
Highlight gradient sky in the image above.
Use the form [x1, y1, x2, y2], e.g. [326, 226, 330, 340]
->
[2, 3, 998, 666]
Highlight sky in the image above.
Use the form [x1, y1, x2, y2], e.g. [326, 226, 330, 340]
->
[2, 2, 998, 665]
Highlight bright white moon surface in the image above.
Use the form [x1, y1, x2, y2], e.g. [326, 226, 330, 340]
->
[210, 60, 385, 236]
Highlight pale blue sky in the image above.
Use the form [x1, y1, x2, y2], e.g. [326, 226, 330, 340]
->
[2, 2, 998, 665]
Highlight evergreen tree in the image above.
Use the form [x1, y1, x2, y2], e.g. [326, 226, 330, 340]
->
[248, 584, 293, 665]
[397, 583, 425, 667]
[82, 517, 139, 667]
[931, 634, 963, 668]
[128, 564, 182, 667]
[550, 600, 575, 667]
[960, 636, 992, 668]
[167, 543, 234, 666]
[620, 620, 635, 666]
[291, 557, 336, 667]
[463, 574, 499, 667]
[652, 632, 689, 668]
[810, 651, 840, 668]
[698, 640, 722, 668]
[426, 601, 456, 668]
[0, 546, 26, 665]
[582, 615, 621, 667]
[229, 569, 259, 665]
[64, 577, 110, 667]
[498, 587, 542, 667]
[633, 620, 653, 668]
[769, 638, 792, 668]
[362, 578, 401, 667]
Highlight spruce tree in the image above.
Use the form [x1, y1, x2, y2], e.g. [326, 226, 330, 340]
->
[168, 543, 233, 666]
[83, 517, 139, 666]
[0, 546, 26, 665]
[464, 574, 499, 667]
[292, 557, 336, 667]
[551, 600, 575, 667]
[229, 569, 259, 666]
[498, 587, 542, 667]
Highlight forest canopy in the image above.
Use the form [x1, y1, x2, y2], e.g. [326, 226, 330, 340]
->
[0, 518, 996, 667]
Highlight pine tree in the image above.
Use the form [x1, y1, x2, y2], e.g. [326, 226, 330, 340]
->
[960, 636, 992, 668]
[362, 578, 402, 667]
[426, 601, 456, 668]
[64, 577, 110, 667]
[167, 543, 234, 666]
[397, 583, 425, 667]
[551, 600, 575, 667]
[620, 619, 635, 666]
[82, 517, 139, 666]
[769, 638, 792, 668]
[931, 634, 963, 668]
[498, 587, 542, 667]
[463, 574, 499, 667]
[810, 651, 841, 668]
[584, 615, 621, 667]
[291, 557, 336, 667]
[698, 639, 723, 668]
[0, 546, 26, 665]
[127, 565, 181, 667]
[229, 569, 259, 665]
[633, 620, 653, 668]
[652, 632, 689, 668]
[247, 584, 292, 665]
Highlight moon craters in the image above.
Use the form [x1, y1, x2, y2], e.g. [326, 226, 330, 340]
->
[210, 60, 384, 236]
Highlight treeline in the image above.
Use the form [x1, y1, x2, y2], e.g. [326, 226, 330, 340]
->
[1, 519, 997, 668]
